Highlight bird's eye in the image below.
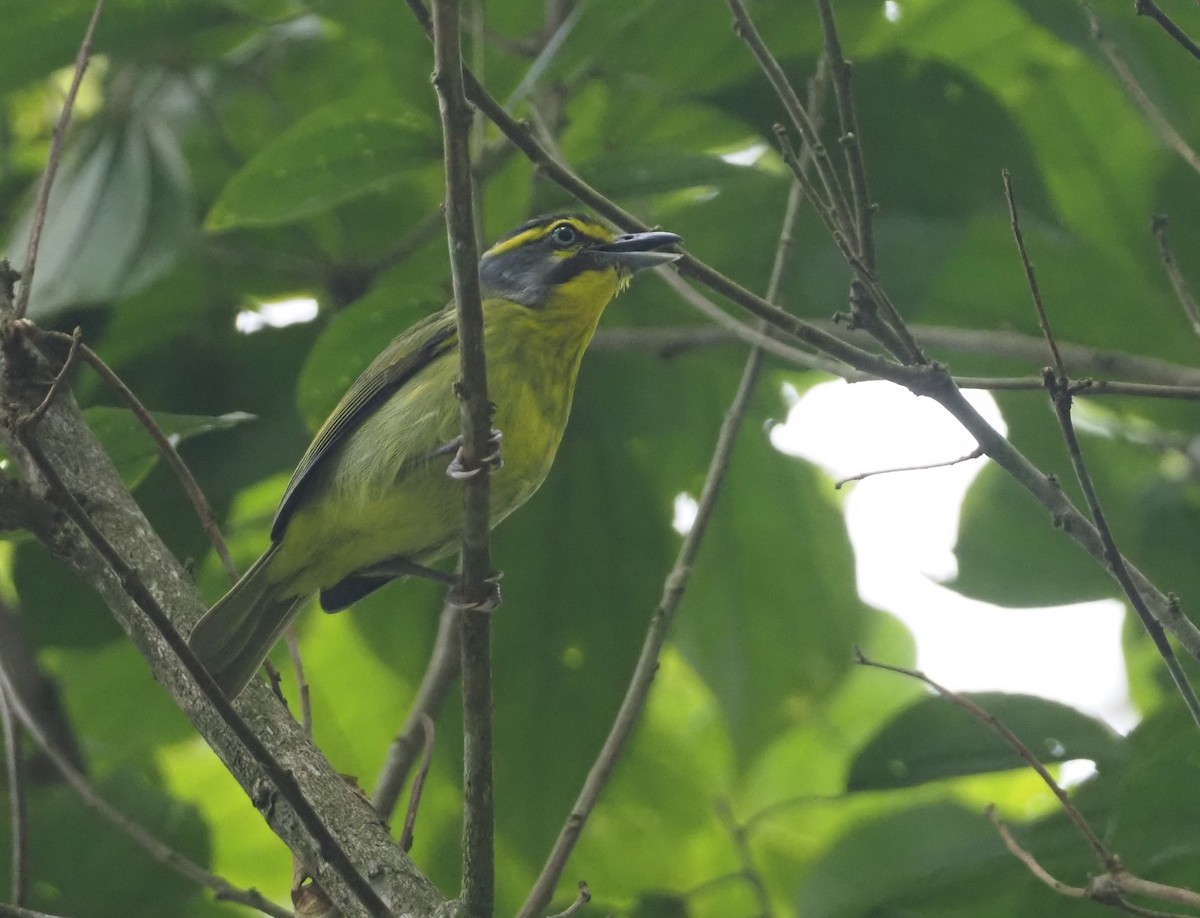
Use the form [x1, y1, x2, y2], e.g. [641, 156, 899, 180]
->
[550, 224, 578, 246]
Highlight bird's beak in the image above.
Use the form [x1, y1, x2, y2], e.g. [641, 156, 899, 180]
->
[593, 231, 683, 272]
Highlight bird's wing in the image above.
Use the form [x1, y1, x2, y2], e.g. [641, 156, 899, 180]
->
[271, 307, 459, 541]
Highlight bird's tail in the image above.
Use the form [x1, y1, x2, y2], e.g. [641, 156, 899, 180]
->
[187, 543, 302, 699]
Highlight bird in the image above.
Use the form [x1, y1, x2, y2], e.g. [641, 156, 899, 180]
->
[187, 213, 682, 698]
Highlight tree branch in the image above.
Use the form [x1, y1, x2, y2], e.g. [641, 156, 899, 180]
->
[0, 318, 442, 916]
[429, 0, 495, 913]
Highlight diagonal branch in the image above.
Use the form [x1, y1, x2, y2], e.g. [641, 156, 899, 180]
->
[0, 313, 440, 915]
[1135, 0, 1200, 62]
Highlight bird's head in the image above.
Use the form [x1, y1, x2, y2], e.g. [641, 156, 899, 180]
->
[479, 213, 681, 309]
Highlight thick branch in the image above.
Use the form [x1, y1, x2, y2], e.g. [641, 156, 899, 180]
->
[0, 327, 444, 917]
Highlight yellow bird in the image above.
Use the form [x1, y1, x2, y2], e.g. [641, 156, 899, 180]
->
[188, 213, 681, 697]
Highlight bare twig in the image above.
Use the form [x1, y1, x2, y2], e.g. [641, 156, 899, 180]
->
[64, 336, 238, 582]
[855, 651, 1116, 868]
[546, 882, 591, 918]
[429, 0, 495, 914]
[23, 327, 81, 425]
[1086, 5, 1200, 177]
[988, 810, 1198, 918]
[593, 325, 1200, 400]
[1151, 215, 1200, 337]
[653, 272, 859, 378]
[1003, 172, 1065, 378]
[373, 605, 462, 819]
[716, 801, 774, 918]
[0, 660, 293, 918]
[399, 715, 436, 853]
[1, 686, 27, 906]
[1005, 174, 1200, 727]
[815, 0, 875, 268]
[12, 0, 105, 320]
[834, 447, 985, 489]
[1135, 0, 1200, 62]
[724, 0, 853, 240]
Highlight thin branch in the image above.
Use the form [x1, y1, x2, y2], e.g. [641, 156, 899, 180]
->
[1, 686, 27, 906]
[728, 0, 922, 364]
[815, 0, 875, 268]
[724, 0, 854, 242]
[593, 325, 1200, 400]
[1151, 215, 1200, 338]
[13, 0, 105, 320]
[0, 660, 293, 918]
[715, 801, 774, 918]
[23, 326, 80, 425]
[1003, 172, 1065, 379]
[429, 0, 495, 914]
[988, 810, 1198, 918]
[834, 447, 984, 489]
[855, 651, 1116, 869]
[58, 335, 238, 582]
[546, 883, 591, 918]
[399, 715, 436, 853]
[652, 272, 857, 378]
[373, 605, 462, 819]
[1135, 0, 1200, 62]
[1006, 175, 1200, 726]
[1085, 5, 1200, 178]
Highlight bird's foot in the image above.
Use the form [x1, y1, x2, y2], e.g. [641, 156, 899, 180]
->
[446, 428, 503, 480]
[447, 575, 502, 613]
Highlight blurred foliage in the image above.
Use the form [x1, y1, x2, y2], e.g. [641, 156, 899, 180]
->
[4, 0, 1200, 915]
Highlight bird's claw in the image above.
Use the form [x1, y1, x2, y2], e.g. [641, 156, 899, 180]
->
[447, 577, 502, 613]
[445, 429, 503, 480]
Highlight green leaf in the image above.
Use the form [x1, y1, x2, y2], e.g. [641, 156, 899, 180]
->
[205, 103, 439, 230]
[7, 109, 193, 317]
[295, 276, 445, 428]
[678, 398, 872, 765]
[847, 692, 1125, 791]
[84, 406, 254, 491]
[0, 767, 212, 918]
[797, 802, 1011, 918]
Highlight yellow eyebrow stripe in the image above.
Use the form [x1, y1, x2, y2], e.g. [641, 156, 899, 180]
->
[483, 216, 615, 258]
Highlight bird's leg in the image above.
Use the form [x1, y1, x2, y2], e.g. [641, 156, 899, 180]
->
[361, 557, 457, 586]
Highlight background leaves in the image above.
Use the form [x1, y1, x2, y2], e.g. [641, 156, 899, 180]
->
[4, 0, 1200, 915]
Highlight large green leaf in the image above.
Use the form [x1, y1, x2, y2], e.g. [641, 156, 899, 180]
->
[84, 406, 254, 491]
[0, 767, 212, 918]
[6, 106, 194, 318]
[206, 103, 439, 230]
[797, 802, 1011, 918]
[847, 692, 1125, 791]
[678, 392, 872, 765]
